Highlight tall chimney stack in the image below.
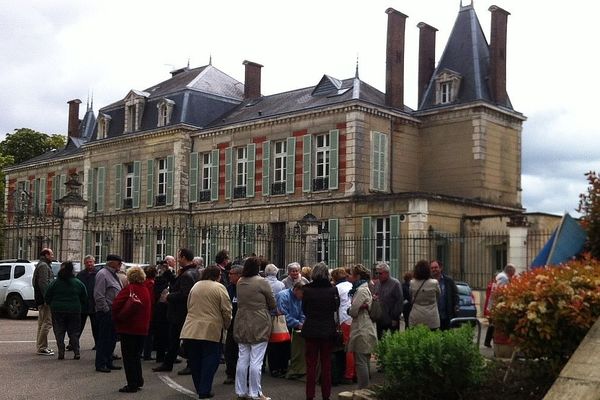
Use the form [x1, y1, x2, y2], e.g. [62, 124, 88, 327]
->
[67, 99, 82, 138]
[417, 22, 438, 106]
[385, 8, 408, 109]
[489, 5, 510, 105]
[243, 60, 263, 100]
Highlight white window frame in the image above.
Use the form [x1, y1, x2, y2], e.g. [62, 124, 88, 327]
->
[236, 147, 248, 187]
[125, 163, 134, 199]
[156, 229, 167, 262]
[273, 140, 287, 183]
[201, 152, 212, 191]
[440, 82, 451, 104]
[157, 158, 167, 196]
[315, 133, 330, 179]
[94, 232, 103, 262]
[374, 217, 391, 264]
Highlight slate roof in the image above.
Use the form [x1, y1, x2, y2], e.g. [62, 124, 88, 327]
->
[419, 4, 513, 111]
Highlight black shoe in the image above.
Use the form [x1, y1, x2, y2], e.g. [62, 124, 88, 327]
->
[152, 364, 173, 372]
[198, 393, 214, 399]
[108, 365, 122, 370]
[177, 366, 192, 375]
[118, 385, 139, 393]
[96, 367, 111, 373]
[66, 344, 73, 351]
[74, 353, 80, 360]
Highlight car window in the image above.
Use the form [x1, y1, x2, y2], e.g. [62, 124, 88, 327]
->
[0, 265, 11, 281]
[14, 265, 25, 279]
[456, 284, 471, 296]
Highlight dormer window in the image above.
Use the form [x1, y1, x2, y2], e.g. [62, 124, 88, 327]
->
[97, 113, 111, 139]
[157, 98, 175, 127]
[124, 90, 149, 133]
[435, 69, 462, 105]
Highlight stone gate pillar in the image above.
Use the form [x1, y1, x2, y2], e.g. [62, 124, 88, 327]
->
[507, 214, 530, 274]
[57, 174, 87, 264]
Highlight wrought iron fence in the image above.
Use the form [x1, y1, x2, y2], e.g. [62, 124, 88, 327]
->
[0, 211, 554, 290]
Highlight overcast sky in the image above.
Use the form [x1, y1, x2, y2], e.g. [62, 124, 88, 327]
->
[0, 0, 596, 216]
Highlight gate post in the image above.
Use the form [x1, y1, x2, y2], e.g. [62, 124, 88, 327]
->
[507, 215, 530, 274]
[57, 174, 87, 264]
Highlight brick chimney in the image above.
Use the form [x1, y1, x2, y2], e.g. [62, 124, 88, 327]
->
[417, 22, 438, 106]
[67, 99, 82, 138]
[243, 60, 263, 99]
[385, 8, 408, 109]
[489, 5, 510, 105]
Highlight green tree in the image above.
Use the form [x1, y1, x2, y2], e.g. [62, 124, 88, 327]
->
[0, 128, 66, 165]
[578, 171, 600, 258]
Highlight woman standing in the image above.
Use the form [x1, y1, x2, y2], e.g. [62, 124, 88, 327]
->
[408, 260, 441, 330]
[332, 267, 355, 383]
[234, 257, 277, 400]
[45, 261, 88, 360]
[302, 263, 339, 400]
[112, 266, 152, 393]
[180, 265, 232, 399]
[347, 264, 377, 390]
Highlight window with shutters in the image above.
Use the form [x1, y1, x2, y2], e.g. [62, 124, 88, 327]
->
[156, 229, 167, 262]
[303, 130, 338, 193]
[371, 131, 389, 192]
[200, 152, 212, 201]
[153, 158, 167, 206]
[374, 217, 391, 264]
[315, 133, 330, 191]
[272, 140, 287, 195]
[124, 163, 134, 208]
[234, 147, 248, 198]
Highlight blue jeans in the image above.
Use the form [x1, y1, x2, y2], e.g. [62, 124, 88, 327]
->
[95, 311, 117, 369]
[184, 339, 222, 396]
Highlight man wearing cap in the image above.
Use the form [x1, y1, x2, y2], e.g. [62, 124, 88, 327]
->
[94, 254, 124, 373]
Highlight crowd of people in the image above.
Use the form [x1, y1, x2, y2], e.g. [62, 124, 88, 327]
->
[33, 245, 497, 400]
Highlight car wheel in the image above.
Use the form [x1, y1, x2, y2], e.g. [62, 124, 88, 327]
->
[6, 294, 28, 319]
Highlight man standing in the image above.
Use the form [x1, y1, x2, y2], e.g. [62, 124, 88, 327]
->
[94, 254, 123, 372]
[215, 249, 230, 287]
[223, 265, 242, 384]
[32, 248, 55, 355]
[430, 260, 459, 331]
[373, 262, 403, 338]
[153, 248, 199, 373]
[76, 255, 98, 349]
[276, 282, 306, 379]
[484, 263, 516, 347]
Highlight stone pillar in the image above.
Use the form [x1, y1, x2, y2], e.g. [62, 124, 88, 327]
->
[57, 174, 88, 264]
[304, 223, 319, 268]
[407, 198, 429, 268]
[507, 215, 529, 274]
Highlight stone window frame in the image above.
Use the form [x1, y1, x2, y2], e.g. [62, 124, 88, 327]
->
[157, 98, 175, 127]
[97, 113, 111, 139]
[156, 158, 168, 196]
[435, 69, 462, 105]
[124, 90, 149, 133]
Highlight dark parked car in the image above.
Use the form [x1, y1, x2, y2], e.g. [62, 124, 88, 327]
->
[455, 281, 477, 320]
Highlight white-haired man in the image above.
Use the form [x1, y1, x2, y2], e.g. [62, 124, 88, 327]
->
[281, 262, 308, 289]
[373, 262, 403, 338]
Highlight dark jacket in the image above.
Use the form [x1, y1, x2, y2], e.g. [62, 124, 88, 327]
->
[438, 274, 460, 321]
[76, 268, 97, 314]
[301, 279, 340, 340]
[152, 269, 174, 324]
[166, 265, 199, 324]
[374, 276, 403, 327]
[32, 259, 53, 306]
[45, 277, 88, 313]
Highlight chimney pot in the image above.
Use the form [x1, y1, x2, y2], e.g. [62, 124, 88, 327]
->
[489, 5, 510, 105]
[417, 22, 438, 106]
[243, 60, 263, 100]
[67, 99, 82, 138]
[385, 8, 408, 109]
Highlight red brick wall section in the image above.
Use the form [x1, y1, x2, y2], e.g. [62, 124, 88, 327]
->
[253, 137, 266, 195]
[217, 142, 229, 201]
[7, 178, 16, 222]
[46, 172, 55, 214]
[338, 127, 347, 191]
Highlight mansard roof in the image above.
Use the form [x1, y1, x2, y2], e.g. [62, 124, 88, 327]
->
[419, 4, 513, 111]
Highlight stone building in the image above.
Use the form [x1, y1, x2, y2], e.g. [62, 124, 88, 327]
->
[2, 4, 557, 283]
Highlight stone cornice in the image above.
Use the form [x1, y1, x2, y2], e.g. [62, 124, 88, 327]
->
[4, 153, 84, 173]
[83, 124, 196, 151]
[414, 101, 526, 124]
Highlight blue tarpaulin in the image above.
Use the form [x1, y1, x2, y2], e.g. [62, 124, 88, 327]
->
[531, 214, 587, 268]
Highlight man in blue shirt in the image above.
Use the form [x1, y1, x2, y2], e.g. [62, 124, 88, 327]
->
[276, 282, 305, 379]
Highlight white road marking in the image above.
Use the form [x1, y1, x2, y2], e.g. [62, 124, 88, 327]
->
[157, 374, 197, 398]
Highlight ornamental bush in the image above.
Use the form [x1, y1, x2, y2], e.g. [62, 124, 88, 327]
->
[375, 324, 485, 400]
[491, 255, 600, 362]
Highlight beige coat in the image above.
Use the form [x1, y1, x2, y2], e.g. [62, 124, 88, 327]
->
[408, 278, 441, 329]
[180, 280, 232, 343]
[347, 282, 378, 354]
[233, 275, 277, 344]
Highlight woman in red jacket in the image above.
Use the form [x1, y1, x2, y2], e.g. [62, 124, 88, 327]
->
[112, 266, 152, 393]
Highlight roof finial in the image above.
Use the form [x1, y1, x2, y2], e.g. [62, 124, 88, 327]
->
[355, 54, 360, 79]
[209, 53, 212, 66]
[86, 92, 90, 110]
[187, 57, 190, 68]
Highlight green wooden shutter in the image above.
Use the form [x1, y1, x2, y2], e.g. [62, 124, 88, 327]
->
[59, 174, 66, 198]
[86, 169, 93, 209]
[247, 143, 255, 197]
[189, 152, 198, 203]
[302, 135, 312, 192]
[362, 217, 372, 267]
[244, 224, 255, 256]
[390, 215, 400, 277]
[372, 132, 381, 190]
[328, 218, 339, 268]
[225, 147, 232, 200]
[286, 137, 296, 194]
[32, 179, 39, 213]
[262, 141, 270, 196]
[210, 149, 219, 201]
[146, 159, 154, 208]
[165, 228, 173, 257]
[166, 155, 174, 206]
[329, 129, 339, 190]
[52, 175, 60, 213]
[97, 167, 105, 212]
[144, 230, 153, 264]
[132, 161, 141, 209]
[115, 164, 122, 210]
[381, 133, 388, 191]
[39, 178, 46, 214]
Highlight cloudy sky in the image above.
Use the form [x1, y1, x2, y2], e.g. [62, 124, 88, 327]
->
[0, 0, 596, 216]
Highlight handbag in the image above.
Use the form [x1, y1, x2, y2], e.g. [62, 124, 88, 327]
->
[269, 315, 291, 343]
[114, 287, 143, 322]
